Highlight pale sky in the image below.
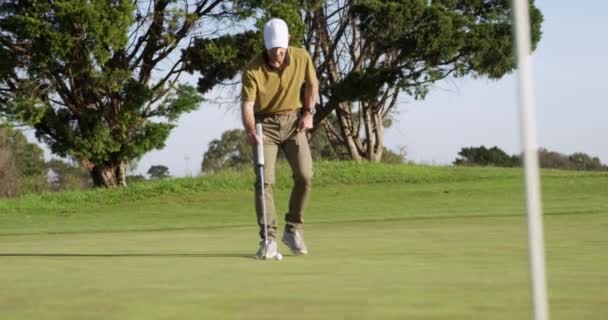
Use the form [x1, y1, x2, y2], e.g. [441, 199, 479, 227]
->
[28, 1, 608, 177]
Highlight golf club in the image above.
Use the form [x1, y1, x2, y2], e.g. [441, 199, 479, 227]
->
[256, 123, 282, 261]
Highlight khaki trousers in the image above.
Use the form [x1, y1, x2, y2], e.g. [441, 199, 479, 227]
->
[253, 112, 313, 240]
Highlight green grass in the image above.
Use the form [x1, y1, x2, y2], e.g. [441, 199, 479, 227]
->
[0, 163, 607, 319]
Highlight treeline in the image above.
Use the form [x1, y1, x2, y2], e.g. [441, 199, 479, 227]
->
[454, 146, 607, 171]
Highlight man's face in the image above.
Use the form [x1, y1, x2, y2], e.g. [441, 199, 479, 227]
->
[266, 47, 287, 69]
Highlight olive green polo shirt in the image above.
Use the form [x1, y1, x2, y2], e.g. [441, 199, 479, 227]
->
[241, 47, 317, 114]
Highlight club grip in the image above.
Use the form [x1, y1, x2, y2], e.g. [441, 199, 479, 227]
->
[255, 123, 264, 166]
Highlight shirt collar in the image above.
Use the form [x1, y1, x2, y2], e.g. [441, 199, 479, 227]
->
[263, 48, 291, 70]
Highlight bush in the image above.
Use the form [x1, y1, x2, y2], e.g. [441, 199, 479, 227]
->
[454, 146, 520, 167]
[46, 159, 93, 191]
[381, 146, 407, 164]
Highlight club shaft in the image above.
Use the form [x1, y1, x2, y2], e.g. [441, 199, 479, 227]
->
[258, 165, 268, 244]
[255, 123, 269, 247]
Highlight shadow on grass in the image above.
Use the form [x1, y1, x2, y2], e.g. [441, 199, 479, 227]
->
[0, 253, 253, 259]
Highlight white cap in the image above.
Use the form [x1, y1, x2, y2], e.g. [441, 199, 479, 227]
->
[263, 18, 289, 49]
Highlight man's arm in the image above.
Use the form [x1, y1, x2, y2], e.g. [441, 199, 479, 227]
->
[240, 67, 260, 144]
[299, 49, 319, 131]
[299, 73, 318, 131]
[241, 100, 261, 144]
[303, 77, 318, 111]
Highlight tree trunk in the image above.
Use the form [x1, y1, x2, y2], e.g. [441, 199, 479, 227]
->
[372, 111, 384, 162]
[336, 105, 362, 162]
[363, 105, 374, 162]
[82, 159, 127, 187]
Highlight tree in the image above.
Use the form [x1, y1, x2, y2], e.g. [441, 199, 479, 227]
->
[0, 125, 48, 196]
[568, 152, 605, 171]
[454, 145, 520, 167]
[184, 0, 543, 162]
[0, 133, 17, 197]
[147, 165, 170, 179]
[537, 149, 607, 171]
[0, 1, 254, 187]
[0, 126, 46, 177]
[309, 0, 543, 162]
[537, 148, 571, 170]
[201, 129, 252, 174]
[454, 146, 607, 171]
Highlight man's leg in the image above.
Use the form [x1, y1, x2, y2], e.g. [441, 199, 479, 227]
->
[281, 125, 313, 254]
[282, 130, 313, 230]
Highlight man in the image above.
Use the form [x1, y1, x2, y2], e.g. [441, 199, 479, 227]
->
[240, 18, 318, 259]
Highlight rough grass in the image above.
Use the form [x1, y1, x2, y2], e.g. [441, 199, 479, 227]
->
[1, 162, 603, 213]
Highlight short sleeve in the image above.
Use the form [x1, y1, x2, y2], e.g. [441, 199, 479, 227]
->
[241, 69, 257, 102]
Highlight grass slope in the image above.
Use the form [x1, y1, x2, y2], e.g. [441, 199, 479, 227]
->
[0, 163, 606, 319]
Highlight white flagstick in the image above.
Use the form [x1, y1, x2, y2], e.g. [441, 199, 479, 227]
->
[512, 1, 549, 320]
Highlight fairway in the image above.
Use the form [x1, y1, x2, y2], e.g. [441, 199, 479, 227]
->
[1, 164, 607, 319]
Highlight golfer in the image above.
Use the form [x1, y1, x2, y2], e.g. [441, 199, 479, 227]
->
[240, 18, 318, 259]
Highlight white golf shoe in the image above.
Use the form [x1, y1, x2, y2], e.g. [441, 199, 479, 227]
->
[255, 240, 280, 260]
[282, 230, 308, 255]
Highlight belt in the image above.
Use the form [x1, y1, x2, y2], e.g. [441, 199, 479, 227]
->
[254, 108, 300, 119]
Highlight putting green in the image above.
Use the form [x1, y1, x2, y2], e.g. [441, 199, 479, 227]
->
[1, 213, 606, 319]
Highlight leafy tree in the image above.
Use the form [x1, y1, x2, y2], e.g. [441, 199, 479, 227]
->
[454, 145, 520, 167]
[0, 126, 45, 177]
[537, 148, 571, 170]
[147, 165, 170, 179]
[568, 153, 605, 171]
[184, 0, 543, 163]
[201, 129, 252, 174]
[0, 133, 17, 197]
[311, 0, 543, 162]
[0, 125, 48, 195]
[0, 1, 254, 187]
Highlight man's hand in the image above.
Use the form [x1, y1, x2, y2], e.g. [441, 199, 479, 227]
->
[246, 130, 262, 145]
[298, 112, 314, 132]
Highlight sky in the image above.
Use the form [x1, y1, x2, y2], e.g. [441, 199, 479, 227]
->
[27, 1, 608, 177]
